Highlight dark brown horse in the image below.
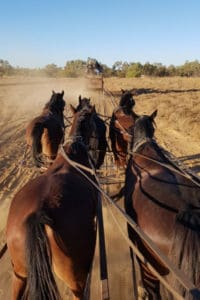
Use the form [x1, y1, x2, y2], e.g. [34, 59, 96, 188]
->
[109, 89, 138, 167]
[124, 110, 200, 299]
[73, 95, 107, 169]
[25, 90, 65, 167]
[6, 105, 98, 299]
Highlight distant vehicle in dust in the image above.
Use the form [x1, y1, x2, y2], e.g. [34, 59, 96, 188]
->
[86, 57, 103, 75]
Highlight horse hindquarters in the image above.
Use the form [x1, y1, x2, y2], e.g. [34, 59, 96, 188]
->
[24, 211, 61, 300]
[41, 121, 64, 160]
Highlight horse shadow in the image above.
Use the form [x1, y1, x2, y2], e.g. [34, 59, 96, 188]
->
[177, 153, 200, 174]
[109, 88, 200, 97]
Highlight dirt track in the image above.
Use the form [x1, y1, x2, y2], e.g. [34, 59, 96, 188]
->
[0, 77, 199, 299]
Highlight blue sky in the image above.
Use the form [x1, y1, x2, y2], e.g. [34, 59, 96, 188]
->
[1, 0, 200, 68]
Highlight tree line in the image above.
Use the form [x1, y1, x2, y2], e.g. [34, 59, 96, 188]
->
[1, 58, 200, 78]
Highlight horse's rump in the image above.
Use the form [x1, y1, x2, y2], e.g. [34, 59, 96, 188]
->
[25, 91, 65, 168]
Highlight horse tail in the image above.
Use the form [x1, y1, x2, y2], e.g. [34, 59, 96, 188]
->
[163, 210, 200, 299]
[24, 211, 61, 300]
[109, 113, 118, 161]
[95, 117, 107, 169]
[31, 122, 44, 167]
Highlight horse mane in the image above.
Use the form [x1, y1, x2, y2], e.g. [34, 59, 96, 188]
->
[67, 141, 89, 162]
[150, 140, 179, 166]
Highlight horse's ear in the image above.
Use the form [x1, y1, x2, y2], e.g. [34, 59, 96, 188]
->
[70, 104, 77, 114]
[150, 109, 158, 120]
[121, 89, 125, 94]
[61, 90, 64, 96]
[79, 95, 82, 103]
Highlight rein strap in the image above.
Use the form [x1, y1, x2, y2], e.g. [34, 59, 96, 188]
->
[59, 146, 95, 175]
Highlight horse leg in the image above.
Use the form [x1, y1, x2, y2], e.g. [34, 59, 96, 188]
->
[12, 272, 26, 300]
[130, 249, 148, 300]
[6, 225, 27, 299]
[140, 263, 161, 300]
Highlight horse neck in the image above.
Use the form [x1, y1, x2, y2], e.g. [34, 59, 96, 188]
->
[51, 108, 64, 126]
[132, 139, 167, 168]
[115, 109, 135, 130]
[121, 106, 133, 115]
[68, 114, 81, 140]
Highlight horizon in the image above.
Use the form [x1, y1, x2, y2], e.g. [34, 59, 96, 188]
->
[3, 58, 200, 70]
[1, 0, 200, 68]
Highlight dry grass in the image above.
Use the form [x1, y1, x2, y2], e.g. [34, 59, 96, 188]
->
[104, 76, 200, 140]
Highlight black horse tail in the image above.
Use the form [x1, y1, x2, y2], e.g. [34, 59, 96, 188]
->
[109, 113, 118, 162]
[31, 122, 44, 167]
[162, 210, 200, 300]
[95, 118, 108, 169]
[24, 211, 61, 300]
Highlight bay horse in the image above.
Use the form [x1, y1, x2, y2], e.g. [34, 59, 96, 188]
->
[25, 90, 65, 168]
[109, 89, 138, 168]
[73, 95, 107, 169]
[124, 110, 200, 299]
[6, 105, 98, 300]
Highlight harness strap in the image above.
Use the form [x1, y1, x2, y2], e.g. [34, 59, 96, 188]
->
[115, 119, 132, 139]
[131, 151, 200, 189]
[88, 157, 110, 300]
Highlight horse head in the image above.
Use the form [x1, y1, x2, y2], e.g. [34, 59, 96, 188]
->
[75, 95, 92, 111]
[69, 104, 96, 145]
[132, 109, 157, 151]
[119, 89, 135, 113]
[49, 90, 65, 113]
[44, 90, 65, 114]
